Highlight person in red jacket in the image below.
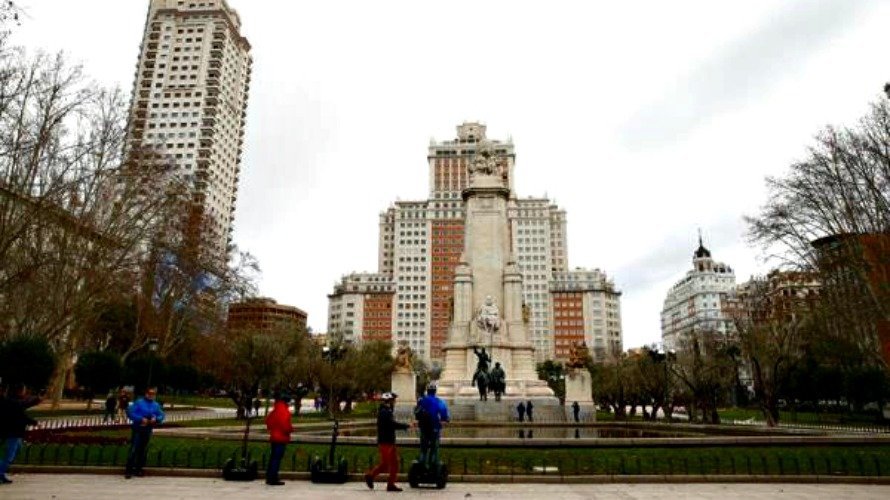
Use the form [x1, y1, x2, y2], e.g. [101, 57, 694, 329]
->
[264, 392, 293, 486]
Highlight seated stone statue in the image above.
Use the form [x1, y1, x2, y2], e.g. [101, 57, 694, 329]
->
[475, 295, 501, 335]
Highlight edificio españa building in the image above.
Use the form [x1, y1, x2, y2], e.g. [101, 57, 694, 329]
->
[328, 123, 622, 364]
[126, 0, 251, 261]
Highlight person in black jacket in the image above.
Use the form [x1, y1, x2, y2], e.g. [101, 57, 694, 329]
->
[0, 384, 40, 484]
[364, 392, 412, 492]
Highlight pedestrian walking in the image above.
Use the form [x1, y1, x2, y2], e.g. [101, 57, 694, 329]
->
[365, 392, 411, 492]
[253, 397, 261, 417]
[117, 391, 130, 421]
[125, 387, 165, 478]
[104, 392, 117, 423]
[264, 392, 293, 486]
[0, 384, 40, 484]
[526, 400, 534, 422]
[517, 401, 526, 422]
[572, 401, 581, 423]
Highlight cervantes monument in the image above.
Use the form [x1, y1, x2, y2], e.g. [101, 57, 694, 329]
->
[437, 139, 557, 414]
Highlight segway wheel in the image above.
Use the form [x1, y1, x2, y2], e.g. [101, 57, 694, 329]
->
[436, 463, 448, 489]
[408, 461, 421, 488]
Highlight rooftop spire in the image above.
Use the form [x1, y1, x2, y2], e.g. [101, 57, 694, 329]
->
[694, 229, 711, 259]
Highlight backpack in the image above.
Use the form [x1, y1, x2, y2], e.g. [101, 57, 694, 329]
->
[414, 401, 435, 435]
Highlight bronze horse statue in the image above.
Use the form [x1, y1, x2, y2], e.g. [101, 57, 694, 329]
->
[472, 369, 489, 401]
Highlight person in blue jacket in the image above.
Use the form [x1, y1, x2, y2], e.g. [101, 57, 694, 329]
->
[125, 387, 165, 478]
[415, 383, 450, 468]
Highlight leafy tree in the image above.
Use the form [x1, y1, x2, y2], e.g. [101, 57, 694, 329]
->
[0, 335, 56, 391]
[122, 353, 166, 395]
[632, 346, 675, 421]
[536, 360, 566, 404]
[73, 350, 122, 409]
[670, 329, 737, 424]
[590, 353, 636, 419]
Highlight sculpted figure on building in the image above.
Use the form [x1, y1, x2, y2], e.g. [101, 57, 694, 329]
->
[475, 295, 501, 337]
[468, 140, 502, 177]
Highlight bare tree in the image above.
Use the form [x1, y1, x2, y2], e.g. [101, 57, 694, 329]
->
[730, 275, 818, 426]
[0, 40, 190, 404]
[746, 95, 890, 331]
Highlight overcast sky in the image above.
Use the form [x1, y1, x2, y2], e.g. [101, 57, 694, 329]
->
[11, 0, 890, 349]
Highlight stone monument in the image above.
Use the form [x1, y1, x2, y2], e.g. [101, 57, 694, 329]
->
[564, 341, 595, 422]
[391, 342, 416, 413]
[437, 139, 557, 419]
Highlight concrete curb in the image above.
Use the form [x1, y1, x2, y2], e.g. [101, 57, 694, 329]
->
[14, 466, 890, 484]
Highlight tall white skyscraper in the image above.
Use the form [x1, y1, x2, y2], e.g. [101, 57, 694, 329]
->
[126, 0, 251, 260]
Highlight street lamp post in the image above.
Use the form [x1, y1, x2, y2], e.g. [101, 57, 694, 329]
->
[322, 345, 346, 418]
[146, 337, 159, 390]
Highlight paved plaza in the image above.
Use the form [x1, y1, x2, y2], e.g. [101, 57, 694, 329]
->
[1, 474, 889, 499]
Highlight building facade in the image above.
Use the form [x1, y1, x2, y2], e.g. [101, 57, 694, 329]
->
[327, 273, 395, 345]
[227, 297, 307, 334]
[127, 0, 251, 260]
[329, 122, 622, 364]
[661, 237, 737, 351]
[550, 268, 622, 361]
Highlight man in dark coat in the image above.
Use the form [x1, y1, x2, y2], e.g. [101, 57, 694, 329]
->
[526, 400, 534, 422]
[517, 401, 526, 422]
[365, 392, 411, 492]
[0, 384, 40, 484]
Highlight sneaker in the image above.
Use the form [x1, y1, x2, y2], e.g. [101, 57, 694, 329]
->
[266, 480, 285, 486]
[386, 484, 403, 492]
[364, 474, 374, 489]
[0, 476, 12, 484]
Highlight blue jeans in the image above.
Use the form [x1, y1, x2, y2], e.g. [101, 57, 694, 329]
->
[266, 443, 286, 483]
[0, 437, 23, 477]
[418, 430, 440, 468]
[126, 427, 153, 475]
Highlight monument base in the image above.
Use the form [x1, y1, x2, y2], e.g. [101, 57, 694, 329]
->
[564, 368, 595, 423]
[391, 371, 417, 418]
[436, 378, 561, 421]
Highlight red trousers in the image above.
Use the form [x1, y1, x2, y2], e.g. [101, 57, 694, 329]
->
[367, 443, 399, 485]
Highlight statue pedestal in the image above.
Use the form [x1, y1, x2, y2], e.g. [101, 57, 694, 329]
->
[564, 368, 595, 422]
[391, 371, 416, 410]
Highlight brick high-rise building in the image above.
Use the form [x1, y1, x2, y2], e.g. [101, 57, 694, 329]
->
[126, 0, 251, 260]
[329, 122, 622, 364]
[550, 268, 622, 362]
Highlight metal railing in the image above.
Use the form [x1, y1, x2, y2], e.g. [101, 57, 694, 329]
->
[8, 442, 890, 478]
[28, 410, 236, 432]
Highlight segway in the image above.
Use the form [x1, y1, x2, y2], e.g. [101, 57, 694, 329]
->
[309, 420, 348, 483]
[222, 400, 258, 481]
[408, 430, 448, 489]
